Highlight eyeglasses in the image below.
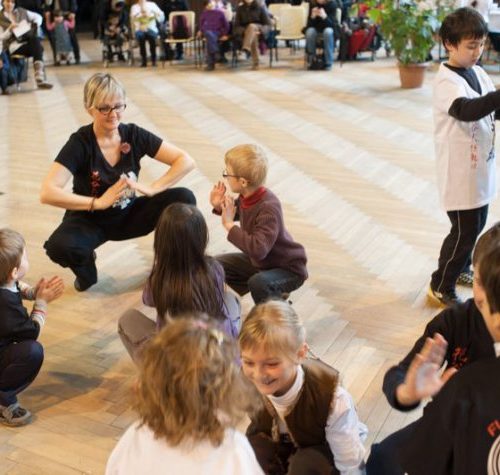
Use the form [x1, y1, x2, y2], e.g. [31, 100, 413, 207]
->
[222, 169, 240, 179]
[95, 103, 127, 115]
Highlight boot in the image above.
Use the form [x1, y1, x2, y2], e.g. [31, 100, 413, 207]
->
[34, 60, 53, 90]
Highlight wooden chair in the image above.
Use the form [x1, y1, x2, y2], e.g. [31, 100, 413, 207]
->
[269, 6, 306, 66]
[165, 11, 201, 67]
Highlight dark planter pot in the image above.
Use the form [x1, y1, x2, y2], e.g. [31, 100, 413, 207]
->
[398, 62, 428, 89]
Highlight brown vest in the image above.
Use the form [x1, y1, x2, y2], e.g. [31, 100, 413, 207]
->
[247, 358, 339, 448]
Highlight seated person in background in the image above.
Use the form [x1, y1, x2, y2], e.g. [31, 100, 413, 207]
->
[106, 318, 264, 475]
[366, 222, 500, 475]
[305, 0, 340, 70]
[399, 244, 500, 474]
[44, 9, 75, 65]
[0, 229, 64, 427]
[233, 0, 271, 69]
[240, 300, 368, 474]
[198, 0, 229, 70]
[0, 0, 52, 89]
[43, 0, 80, 64]
[210, 144, 308, 304]
[130, 0, 164, 67]
[155, 0, 189, 60]
[100, 0, 129, 61]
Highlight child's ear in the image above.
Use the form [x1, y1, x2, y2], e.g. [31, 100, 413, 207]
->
[297, 342, 308, 360]
[10, 266, 19, 282]
[239, 177, 249, 188]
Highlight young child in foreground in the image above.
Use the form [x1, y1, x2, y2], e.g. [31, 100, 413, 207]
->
[367, 222, 500, 474]
[107, 317, 264, 475]
[0, 228, 64, 426]
[210, 144, 308, 304]
[239, 300, 367, 475]
[428, 7, 500, 307]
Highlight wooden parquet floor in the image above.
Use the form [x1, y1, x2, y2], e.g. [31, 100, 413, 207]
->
[1, 36, 499, 474]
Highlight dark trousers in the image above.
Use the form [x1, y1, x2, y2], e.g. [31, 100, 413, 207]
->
[0, 67, 8, 92]
[366, 421, 418, 475]
[250, 433, 338, 475]
[0, 341, 44, 407]
[136, 29, 158, 64]
[430, 205, 488, 293]
[44, 187, 196, 288]
[12, 36, 44, 62]
[216, 252, 304, 304]
[47, 27, 80, 62]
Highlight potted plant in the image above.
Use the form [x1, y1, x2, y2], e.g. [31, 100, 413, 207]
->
[367, 0, 445, 88]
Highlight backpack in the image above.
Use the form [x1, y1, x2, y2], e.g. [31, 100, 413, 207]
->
[171, 15, 190, 39]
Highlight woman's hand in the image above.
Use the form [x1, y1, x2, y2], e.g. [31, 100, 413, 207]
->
[210, 181, 226, 211]
[36, 276, 65, 303]
[396, 333, 457, 407]
[221, 195, 236, 231]
[125, 177, 157, 197]
[95, 177, 128, 210]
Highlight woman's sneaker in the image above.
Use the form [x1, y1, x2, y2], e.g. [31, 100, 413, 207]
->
[427, 285, 463, 307]
[0, 403, 32, 427]
[456, 269, 474, 287]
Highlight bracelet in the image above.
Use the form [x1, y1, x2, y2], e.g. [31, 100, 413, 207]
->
[89, 197, 96, 212]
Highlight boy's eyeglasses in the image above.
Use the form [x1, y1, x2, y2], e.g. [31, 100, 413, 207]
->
[96, 104, 127, 115]
[222, 169, 240, 179]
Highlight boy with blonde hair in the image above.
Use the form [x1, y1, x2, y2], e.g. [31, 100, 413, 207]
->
[210, 144, 308, 304]
[0, 228, 64, 426]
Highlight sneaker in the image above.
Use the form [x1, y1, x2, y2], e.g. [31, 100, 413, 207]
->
[427, 285, 463, 307]
[36, 81, 53, 90]
[456, 269, 474, 287]
[0, 403, 32, 427]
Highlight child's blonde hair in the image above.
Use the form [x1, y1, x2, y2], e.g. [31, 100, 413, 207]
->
[0, 228, 25, 286]
[83, 73, 125, 109]
[135, 316, 256, 447]
[224, 144, 268, 187]
[239, 300, 306, 360]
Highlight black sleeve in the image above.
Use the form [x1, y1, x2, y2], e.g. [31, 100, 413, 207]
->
[54, 131, 88, 176]
[382, 309, 453, 411]
[448, 89, 500, 122]
[323, 2, 336, 28]
[130, 124, 163, 159]
[0, 300, 40, 343]
[399, 375, 461, 474]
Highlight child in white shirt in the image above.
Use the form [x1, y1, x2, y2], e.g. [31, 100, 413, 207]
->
[106, 317, 264, 475]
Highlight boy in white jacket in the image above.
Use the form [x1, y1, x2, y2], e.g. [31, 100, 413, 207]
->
[429, 7, 500, 307]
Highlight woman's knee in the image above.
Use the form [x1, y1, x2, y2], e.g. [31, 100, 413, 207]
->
[169, 187, 196, 205]
[14, 341, 44, 367]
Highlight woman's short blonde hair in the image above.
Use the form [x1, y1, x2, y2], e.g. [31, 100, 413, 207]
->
[239, 300, 306, 360]
[0, 228, 25, 286]
[135, 316, 257, 447]
[83, 73, 125, 109]
[224, 144, 268, 187]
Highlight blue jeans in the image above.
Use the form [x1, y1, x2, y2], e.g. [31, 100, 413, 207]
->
[306, 27, 334, 67]
[216, 252, 305, 304]
[0, 341, 44, 406]
[135, 29, 158, 64]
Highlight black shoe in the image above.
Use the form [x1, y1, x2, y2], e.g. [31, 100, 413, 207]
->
[205, 64, 215, 71]
[75, 58, 81, 65]
[427, 285, 462, 307]
[140, 62, 147, 67]
[118, 53, 126, 62]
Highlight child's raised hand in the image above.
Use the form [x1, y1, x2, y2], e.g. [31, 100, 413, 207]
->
[210, 181, 226, 210]
[221, 195, 236, 230]
[36, 276, 65, 303]
[396, 333, 455, 406]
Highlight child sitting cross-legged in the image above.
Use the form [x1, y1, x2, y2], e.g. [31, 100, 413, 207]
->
[106, 317, 264, 475]
[240, 300, 368, 475]
[0, 228, 64, 426]
[211, 144, 308, 304]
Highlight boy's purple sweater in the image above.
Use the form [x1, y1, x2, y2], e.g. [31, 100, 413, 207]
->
[200, 8, 229, 35]
[228, 188, 308, 280]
